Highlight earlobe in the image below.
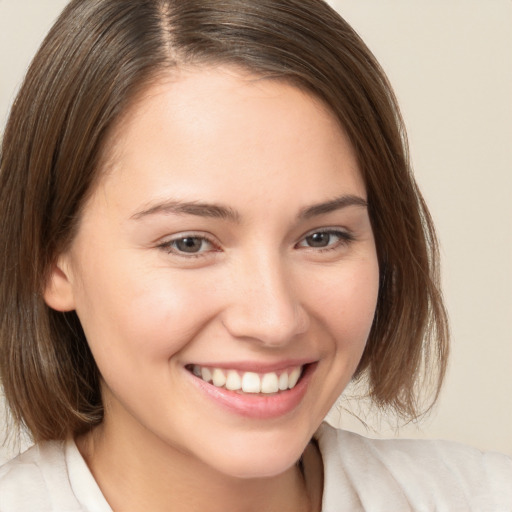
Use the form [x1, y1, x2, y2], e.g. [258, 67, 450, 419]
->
[43, 259, 76, 312]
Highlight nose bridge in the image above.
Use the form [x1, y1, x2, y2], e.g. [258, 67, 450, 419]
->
[222, 248, 308, 345]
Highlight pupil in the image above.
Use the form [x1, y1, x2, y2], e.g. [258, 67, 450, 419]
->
[307, 232, 329, 247]
[177, 237, 202, 253]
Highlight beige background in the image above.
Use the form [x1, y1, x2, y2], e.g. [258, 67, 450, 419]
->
[1, 1, 510, 463]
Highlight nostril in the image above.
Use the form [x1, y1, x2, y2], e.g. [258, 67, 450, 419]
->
[220, 302, 309, 346]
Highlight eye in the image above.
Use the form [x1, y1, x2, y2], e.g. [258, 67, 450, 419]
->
[296, 229, 353, 250]
[158, 235, 217, 256]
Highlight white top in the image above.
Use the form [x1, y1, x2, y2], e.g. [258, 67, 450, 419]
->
[316, 424, 512, 512]
[1, 423, 511, 511]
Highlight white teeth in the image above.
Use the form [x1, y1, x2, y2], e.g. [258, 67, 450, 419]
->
[225, 370, 242, 391]
[288, 367, 301, 388]
[278, 372, 289, 391]
[242, 372, 261, 393]
[192, 365, 304, 393]
[261, 372, 279, 394]
[201, 367, 212, 382]
[212, 368, 226, 387]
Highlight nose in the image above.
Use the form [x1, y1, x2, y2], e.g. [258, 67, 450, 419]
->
[221, 253, 310, 347]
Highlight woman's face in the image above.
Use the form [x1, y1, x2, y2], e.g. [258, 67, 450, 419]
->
[49, 66, 379, 478]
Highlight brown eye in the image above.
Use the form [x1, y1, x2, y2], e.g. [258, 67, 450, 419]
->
[305, 232, 331, 248]
[297, 229, 354, 250]
[159, 235, 216, 256]
[174, 237, 205, 253]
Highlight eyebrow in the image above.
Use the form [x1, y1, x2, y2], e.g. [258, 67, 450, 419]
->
[130, 194, 367, 222]
[131, 200, 241, 222]
[298, 194, 368, 219]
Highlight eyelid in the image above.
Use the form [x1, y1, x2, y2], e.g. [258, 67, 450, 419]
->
[155, 227, 354, 257]
[157, 232, 220, 257]
[295, 227, 355, 250]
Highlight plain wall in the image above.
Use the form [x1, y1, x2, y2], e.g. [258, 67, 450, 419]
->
[1, 1, 511, 463]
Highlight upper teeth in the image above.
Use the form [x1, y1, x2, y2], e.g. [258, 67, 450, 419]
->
[192, 365, 303, 394]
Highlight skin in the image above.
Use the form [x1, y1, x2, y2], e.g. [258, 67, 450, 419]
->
[45, 66, 380, 511]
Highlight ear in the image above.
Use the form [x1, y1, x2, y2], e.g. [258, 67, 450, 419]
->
[43, 257, 76, 312]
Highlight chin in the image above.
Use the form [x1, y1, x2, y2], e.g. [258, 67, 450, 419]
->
[217, 453, 301, 480]
[200, 429, 310, 480]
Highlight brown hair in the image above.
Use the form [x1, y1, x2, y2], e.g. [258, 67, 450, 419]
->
[0, 0, 448, 441]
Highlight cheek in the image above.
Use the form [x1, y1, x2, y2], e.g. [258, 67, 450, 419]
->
[72, 260, 221, 374]
[306, 257, 380, 348]
[297, 255, 379, 418]
[340, 266, 379, 338]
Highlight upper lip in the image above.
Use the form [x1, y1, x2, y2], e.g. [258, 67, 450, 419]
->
[185, 358, 316, 373]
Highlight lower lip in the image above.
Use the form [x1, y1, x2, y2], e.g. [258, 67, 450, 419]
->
[186, 364, 316, 419]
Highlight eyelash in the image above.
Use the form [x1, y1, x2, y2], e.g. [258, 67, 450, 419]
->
[296, 228, 355, 252]
[157, 228, 355, 258]
[157, 233, 219, 258]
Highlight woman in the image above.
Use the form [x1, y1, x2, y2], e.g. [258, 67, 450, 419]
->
[0, 1, 510, 510]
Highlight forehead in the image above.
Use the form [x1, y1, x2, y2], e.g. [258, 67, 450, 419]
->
[93, 65, 365, 214]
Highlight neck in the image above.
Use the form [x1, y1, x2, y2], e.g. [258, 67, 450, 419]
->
[76, 416, 322, 512]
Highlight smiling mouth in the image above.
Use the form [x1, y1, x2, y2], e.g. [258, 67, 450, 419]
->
[185, 364, 304, 395]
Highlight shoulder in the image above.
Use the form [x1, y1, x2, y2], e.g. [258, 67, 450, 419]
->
[0, 441, 83, 511]
[315, 422, 512, 512]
